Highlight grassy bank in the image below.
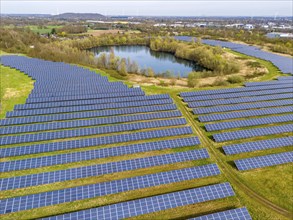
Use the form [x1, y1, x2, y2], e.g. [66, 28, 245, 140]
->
[0, 65, 34, 119]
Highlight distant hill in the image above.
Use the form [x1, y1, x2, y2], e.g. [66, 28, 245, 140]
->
[52, 13, 105, 20]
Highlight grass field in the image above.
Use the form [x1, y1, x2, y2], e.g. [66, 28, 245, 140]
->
[0, 50, 292, 220]
[87, 29, 141, 36]
[0, 66, 34, 119]
[26, 25, 63, 34]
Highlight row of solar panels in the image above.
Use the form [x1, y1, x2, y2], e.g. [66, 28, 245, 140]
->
[193, 99, 293, 115]
[244, 80, 293, 87]
[31, 82, 126, 92]
[41, 183, 243, 220]
[205, 114, 293, 131]
[31, 81, 127, 91]
[0, 118, 187, 145]
[188, 93, 293, 107]
[2, 182, 244, 220]
[0, 162, 219, 214]
[26, 89, 145, 103]
[213, 124, 293, 142]
[0, 111, 182, 135]
[0, 137, 200, 173]
[184, 87, 293, 102]
[0, 104, 177, 126]
[181, 83, 293, 98]
[14, 94, 170, 110]
[223, 136, 293, 155]
[28, 87, 142, 98]
[6, 99, 173, 117]
[0, 127, 193, 157]
[198, 106, 293, 122]
[0, 149, 206, 191]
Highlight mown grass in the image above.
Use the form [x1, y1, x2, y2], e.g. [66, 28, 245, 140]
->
[0, 65, 34, 119]
[26, 25, 63, 34]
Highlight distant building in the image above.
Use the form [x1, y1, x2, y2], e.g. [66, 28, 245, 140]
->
[225, 23, 244, 28]
[244, 24, 254, 30]
[153, 23, 167, 27]
[266, 32, 293, 39]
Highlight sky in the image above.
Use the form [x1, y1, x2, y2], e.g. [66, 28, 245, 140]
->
[1, 0, 292, 17]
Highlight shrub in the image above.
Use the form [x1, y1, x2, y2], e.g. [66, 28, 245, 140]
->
[212, 78, 229, 86]
[187, 72, 200, 88]
[227, 75, 245, 84]
[246, 61, 263, 68]
[170, 79, 177, 86]
[158, 80, 168, 87]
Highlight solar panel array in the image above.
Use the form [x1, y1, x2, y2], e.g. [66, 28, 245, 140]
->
[41, 182, 235, 220]
[223, 136, 293, 155]
[7, 99, 173, 117]
[0, 118, 187, 145]
[0, 164, 220, 212]
[244, 80, 293, 87]
[176, 36, 293, 74]
[0, 104, 178, 126]
[0, 127, 193, 157]
[180, 78, 293, 171]
[1, 56, 243, 219]
[205, 114, 293, 131]
[198, 106, 293, 122]
[0, 137, 200, 172]
[235, 152, 293, 171]
[213, 124, 293, 142]
[15, 94, 170, 110]
[190, 207, 252, 220]
[1, 149, 208, 191]
[0, 111, 182, 135]
[188, 93, 293, 108]
[193, 99, 293, 115]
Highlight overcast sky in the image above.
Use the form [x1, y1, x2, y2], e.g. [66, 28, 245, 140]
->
[1, 0, 292, 17]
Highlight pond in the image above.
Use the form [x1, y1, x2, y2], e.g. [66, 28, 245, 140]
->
[90, 45, 205, 77]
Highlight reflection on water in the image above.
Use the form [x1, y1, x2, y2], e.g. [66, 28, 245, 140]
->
[90, 45, 205, 77]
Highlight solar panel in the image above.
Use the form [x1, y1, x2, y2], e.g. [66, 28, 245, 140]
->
[15, 94, 170, 110]
[28, 87, 136, 98]
[244, 80, 293, 87]
[180, 85, 293, 98]
[188, 93, 293, 108]
[0, 104, 177, 126]
[198, 106, 293, 122]
[205, 114, 293, 131]
[193, 99, 293, 115]
[0, 127, 193, 157]
[40, 182, 234, 220]
[7, 99, 174, 117]
[183, 88, 293, 102]
[190, 207, 252, 220]
[0, 118, 187, 145]
[223, 136, 293, 155]
[213, 124, 293, 142]
[27, 90, 145, 103]
[0, 136, 200, 173]
[0, 111, 182, 135]
[235, 151, 293, 171]
[0, 149, 209, 191]
[278, 76, 293, 81]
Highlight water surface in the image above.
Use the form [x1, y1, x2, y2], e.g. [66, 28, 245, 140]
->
[91, 45, 205, 77]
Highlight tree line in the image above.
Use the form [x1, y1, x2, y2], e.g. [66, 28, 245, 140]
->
[0, 28, 240, 82]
